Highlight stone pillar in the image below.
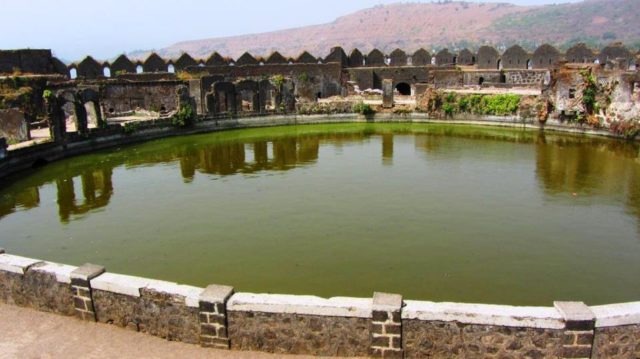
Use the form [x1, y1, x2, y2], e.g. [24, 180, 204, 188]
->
[554, 301, 595, 359]
[70, 263, 105, 321]
[0, 138, 7, 160]
[370, 292, 403, 358]
[46, 95, 66, 143]
[199, 284, 234, 349]
[73, 99, 89, 136]
[382, 79, 394, 108]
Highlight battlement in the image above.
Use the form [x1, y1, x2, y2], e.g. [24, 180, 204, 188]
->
[52, 42, 639, 80]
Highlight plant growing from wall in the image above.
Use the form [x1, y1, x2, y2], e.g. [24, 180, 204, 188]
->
[609, 119, 640, 140]
[172, 104, 195, 127]
[352, 102, 375, 115]
[580, 70, 598, 115]
[122, 121, 139, 134]
[272, 75, 285, 88]
[298, 72, 309, 82]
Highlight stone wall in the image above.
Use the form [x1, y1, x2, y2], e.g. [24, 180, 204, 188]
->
[505, 70, 550, 86]
[0, 108, 30, 142]
[1, 250, 640, 358]
[100, 81, 182, 115]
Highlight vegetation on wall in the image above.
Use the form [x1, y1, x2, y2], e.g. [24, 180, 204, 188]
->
[418, 90, 521, 117]
[352, 102, 375, 115]
[172, 104, 195, 127]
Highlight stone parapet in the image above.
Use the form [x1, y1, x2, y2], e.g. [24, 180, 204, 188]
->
[0, 252, 640, 358]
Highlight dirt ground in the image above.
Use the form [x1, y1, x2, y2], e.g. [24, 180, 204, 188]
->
[0, 303, 331, 359]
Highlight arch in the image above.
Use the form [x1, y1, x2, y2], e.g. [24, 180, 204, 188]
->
[167, 64, 175, 73]
[236, 80, 259, 112]
[103, 66, 111, 77]
[395, 82, 411, 96]
[69, 67, 78, 79]
[136, 64, 143, 73]
[478, 77, 484, 85]
[526, 59, 532, 70]
[497, 59, 503, 70]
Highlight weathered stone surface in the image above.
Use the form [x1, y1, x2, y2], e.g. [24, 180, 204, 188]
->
[0, 109, 29, 142]
[403, 320, 563, 358]
[0, 266, 75, 315]
[592, 325, 640, 359]
[228, 311, 369, 356]
[92, 288, 200, 343]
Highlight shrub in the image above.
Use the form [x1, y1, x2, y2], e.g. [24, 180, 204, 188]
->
[610, 119, 640, 139]
[352, 102, 375, 115]
[122, 121, 139, 134]
[442, 103, 455, 116]
[172, 104, 195, 127]
[272, 75, 285, 88]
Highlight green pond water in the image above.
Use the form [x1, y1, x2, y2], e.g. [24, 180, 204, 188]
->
[1, 123, 640, 306]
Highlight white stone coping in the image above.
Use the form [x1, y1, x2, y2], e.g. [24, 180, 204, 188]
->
[402, 300, 565, 329]
[31, 261, 78, 284]
[227, 293, 372, 319]
[591, 302, 640, 328]
[0, 254, 43, 275]
[90, 272, 203, 308]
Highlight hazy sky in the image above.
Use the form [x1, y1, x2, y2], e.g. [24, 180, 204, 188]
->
[0, 0, 583, 61]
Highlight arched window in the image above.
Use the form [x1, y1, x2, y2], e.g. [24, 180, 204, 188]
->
[136, 65, 143, 74]
[167, 64, 175, 73]
[69, 68, 78, 79]
[103, 67, 111, 77]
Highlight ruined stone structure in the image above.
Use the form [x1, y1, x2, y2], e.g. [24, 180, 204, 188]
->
[0, 251, 639, 358]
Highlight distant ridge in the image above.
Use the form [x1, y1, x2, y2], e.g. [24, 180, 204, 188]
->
[136, 0, 640, 60]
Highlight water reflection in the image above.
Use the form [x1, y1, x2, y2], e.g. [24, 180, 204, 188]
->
[1, 125, 639, 224]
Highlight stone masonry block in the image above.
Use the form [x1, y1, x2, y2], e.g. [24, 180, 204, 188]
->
[199, 284, 234, 350]
[70, 263, 105, 282]
[554, 302, 595, 330]
[371, 292, 404, 358]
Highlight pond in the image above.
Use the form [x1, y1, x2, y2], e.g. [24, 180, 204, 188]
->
[1, 123, 639, 306]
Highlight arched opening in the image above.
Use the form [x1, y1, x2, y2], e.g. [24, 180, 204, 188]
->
[478, 77, 484, 85]
[497, 59, 503, 70]
[316, 92, 322, 100]
[198, 63, 205, 67]
[452, 56, 457, 65]
[103, 67, 111, 77]
[84, 101, 99, 128]
[136, 65, 143, 74]
[431, 57, 437, 65]
[395, 83, 411, 96]
[69, 68, 78, 80]
[472, 56, 476, 64]
[527, 59, 532, 70]
[167, 64, 175, 73]
[499, 73, 506, 83]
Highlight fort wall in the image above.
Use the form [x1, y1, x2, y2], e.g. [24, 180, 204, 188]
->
[0, 251, 639, 358]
